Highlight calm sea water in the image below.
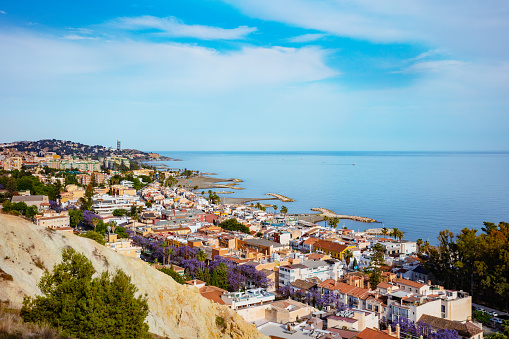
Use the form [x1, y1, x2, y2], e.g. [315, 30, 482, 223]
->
[157, 151, 509, 243]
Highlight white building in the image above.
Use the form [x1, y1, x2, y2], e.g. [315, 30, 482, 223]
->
[92, 194, 141, 216]
[279, 259, 344, 286]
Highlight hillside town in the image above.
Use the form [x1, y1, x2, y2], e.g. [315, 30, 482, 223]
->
[0, 143, 505, 339]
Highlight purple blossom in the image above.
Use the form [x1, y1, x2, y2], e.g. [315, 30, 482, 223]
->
[83, 210, 99, 225]
[49, 200, 63, 212]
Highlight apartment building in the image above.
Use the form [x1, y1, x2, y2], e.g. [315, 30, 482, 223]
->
[279, 259, 344, 286]
[92, 194, 140, 216]
[34, 210, 70, 229]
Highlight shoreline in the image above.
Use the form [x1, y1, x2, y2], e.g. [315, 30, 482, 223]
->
[175, 172, 379, 228]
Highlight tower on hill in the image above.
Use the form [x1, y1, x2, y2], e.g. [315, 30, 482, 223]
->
[117, 140, 121, 151]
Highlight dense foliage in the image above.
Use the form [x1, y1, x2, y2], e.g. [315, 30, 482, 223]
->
[218, 218, 250, 234]
[21, 248, 151, 339]
[0, 170, 62, 200]
[1, 201, 38, 219]
[420, 222, 509, 311]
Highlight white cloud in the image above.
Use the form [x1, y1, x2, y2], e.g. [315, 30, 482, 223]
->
[62, 34, 98, 40]
[0, 10, 6, 14]
[288, 33, 326, 43]
[223, 0, 509, 59]
[109, 15, 257, 40]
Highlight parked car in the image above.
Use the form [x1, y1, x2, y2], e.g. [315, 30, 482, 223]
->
[476, 308, 487, 312]
[489, 311, 499, 317]
[492, 318, 503, 324]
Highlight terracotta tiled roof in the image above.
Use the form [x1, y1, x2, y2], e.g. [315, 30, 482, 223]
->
[302, 238, 320, 246]
[418, 314, 483, 337]
[377, 282, 393, 289]
[395, 278, 425, 289]
[315, 240, 349, 253]
[355, 328, 397, 339]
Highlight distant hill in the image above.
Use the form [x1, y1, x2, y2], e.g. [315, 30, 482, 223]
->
[0, 214, 266, 339]
[1, 139, 172, 161]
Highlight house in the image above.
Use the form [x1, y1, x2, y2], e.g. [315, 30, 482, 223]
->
[418, 314, 483, 339]
[34, 210, 70, 229]
[12, 195, 49, 211]
[394, 278, 430, 295]
[313, 240, 356, 260]
[279, 260, 343, 287]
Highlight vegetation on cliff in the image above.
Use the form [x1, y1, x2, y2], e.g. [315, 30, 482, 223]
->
[21, 248, 151, 339]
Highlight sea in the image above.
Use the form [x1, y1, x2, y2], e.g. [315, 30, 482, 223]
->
[156, 151, 509, 243]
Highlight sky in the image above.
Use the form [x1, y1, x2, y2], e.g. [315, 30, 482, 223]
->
[0, 0, 508, 151]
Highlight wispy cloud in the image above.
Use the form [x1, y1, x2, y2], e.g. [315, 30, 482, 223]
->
[288, 33, 326, 43]
[109, 15, 257, 40]
[62, 34, 99, 40]
[223, 0, 509, 59]
[0, 10, 6, 14]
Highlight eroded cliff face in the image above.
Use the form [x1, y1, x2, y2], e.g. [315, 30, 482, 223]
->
[0, 214, 267, 339]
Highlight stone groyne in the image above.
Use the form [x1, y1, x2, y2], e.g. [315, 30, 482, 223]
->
[266, 193, 295, 202]
[311, 207, 377, 223]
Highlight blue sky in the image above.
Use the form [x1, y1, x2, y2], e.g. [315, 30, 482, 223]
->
[1, 0, 508, 151]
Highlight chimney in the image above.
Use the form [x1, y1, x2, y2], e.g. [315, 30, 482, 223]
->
[396, 324, 400, 338]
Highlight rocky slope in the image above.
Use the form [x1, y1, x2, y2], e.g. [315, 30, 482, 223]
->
[0, 214, 267, 339]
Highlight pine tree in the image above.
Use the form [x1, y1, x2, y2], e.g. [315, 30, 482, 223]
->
[21, 248, 151, 339]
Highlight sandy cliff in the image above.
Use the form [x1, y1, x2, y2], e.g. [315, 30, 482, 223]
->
[0, 214, 267, 339]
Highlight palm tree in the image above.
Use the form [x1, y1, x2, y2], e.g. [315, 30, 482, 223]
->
[280, 206, 288, 217]
[109, 221, 117, 234]
[329, 217, 340, 229]
[381, 227, 389, 239]
[397, 230, 405, 242]
[343, 250, 353, 273]
[167, 247, 174, 265]
[256, 202, 262, 210]
[416, 239, 423, 253]
[323, 215, 329, 227]
[92, 217, 100, 232]
[273, 205, 278, 215]
[197, 250, 207, 268]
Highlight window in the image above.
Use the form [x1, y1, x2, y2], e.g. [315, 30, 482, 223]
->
[441, 305, 445, 312]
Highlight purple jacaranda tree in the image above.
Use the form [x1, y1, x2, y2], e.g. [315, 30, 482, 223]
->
[391, 318, 458, 339]
[0, 184, 4, 189]
[49, 200, 63, 212]
[82, 210, 99, 225]
[126, 229, 134, 238]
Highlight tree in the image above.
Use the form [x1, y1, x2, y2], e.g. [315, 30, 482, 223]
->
[472, 310, 491, 323]
[381, 227, 388, 238]
[366, 243, 385, 289]
[158, 267, 185, 284]
[323, 215, 329, 227]
[280, 206, 288, 217]
[80, 231, 106, 245]
[68, 209, 83, 228]
[196, 250, 207, 265]
[92, 217, 100, 232]
[113, 208, 128, 217]
[219, 218, 250, 234]
[21, 248, 150, 339]
[273, 205, 278, 215]
[329, 217, 340, 229]
[343, 250, 353, 273]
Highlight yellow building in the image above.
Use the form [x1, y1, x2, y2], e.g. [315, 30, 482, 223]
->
[313, 240, 356, 260]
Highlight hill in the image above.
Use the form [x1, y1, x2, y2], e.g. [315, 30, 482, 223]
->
[0, 214, 266, 339]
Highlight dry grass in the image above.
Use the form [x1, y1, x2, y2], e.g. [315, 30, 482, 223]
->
[0, 302, 66, 339]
